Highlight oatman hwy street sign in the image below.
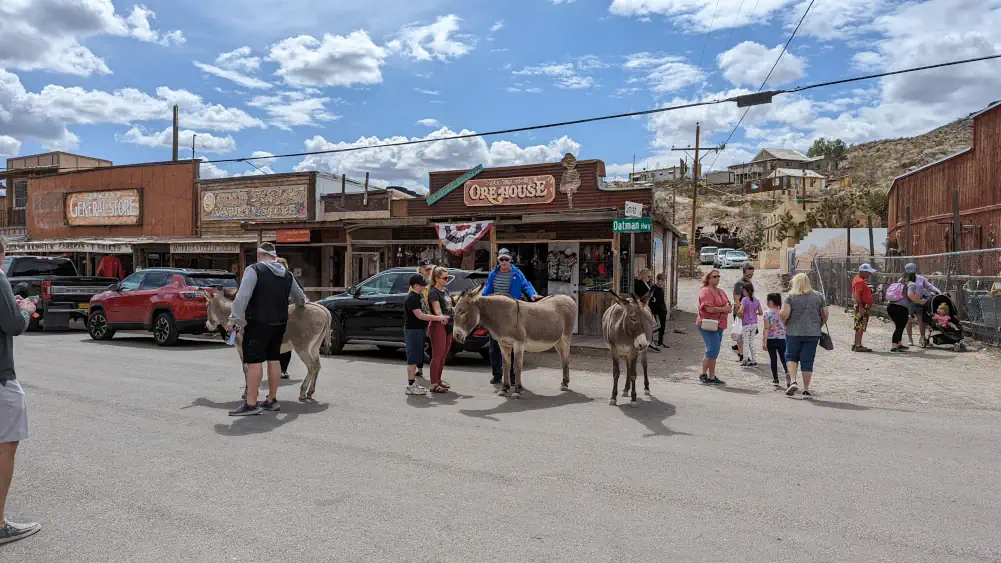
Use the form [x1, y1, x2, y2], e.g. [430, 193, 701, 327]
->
[613, 217, 652, 233]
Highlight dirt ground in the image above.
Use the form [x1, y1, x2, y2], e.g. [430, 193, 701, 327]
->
[532, 268, 1001, 411]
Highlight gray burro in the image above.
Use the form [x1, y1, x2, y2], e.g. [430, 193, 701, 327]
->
[452, 285, 576, 399]
[601, 291, 654, 407]
[203, 289, 332, 402]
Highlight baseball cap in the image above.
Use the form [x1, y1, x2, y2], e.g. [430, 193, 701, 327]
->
[409, 274, 428, 287]
[859, 263, 878, 273]
[904, 262, 918, 273]
[419, 259, 434, 267]
[497, 248, 512, 259]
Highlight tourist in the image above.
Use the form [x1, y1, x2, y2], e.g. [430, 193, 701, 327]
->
[427, 267, 454, 393]
[226, 242, 306, 416]
[733, 264, 755, 361]
[761, 293, 789, 386]
[852, 263, 877, 353]
[634, 269, 660, 351]
[414, 259, 435, 378]
[886, 273, 913, 353]
[650, 273, 668, 348]
[904, 262, 940, 346]
[0, 238, 42, 545]
[696, 269, 731, 385]
[404, 274, 448, 396]
[738, 282, 762, 367]
[482, 248, 541, 385]
[780, 273, 828, 397]
[276, 257, 307, 380]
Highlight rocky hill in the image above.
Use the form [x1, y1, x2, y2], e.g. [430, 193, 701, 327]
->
[839, 115, 975, 191]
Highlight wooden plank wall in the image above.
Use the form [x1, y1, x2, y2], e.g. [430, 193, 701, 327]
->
[199, 173, 315, 237]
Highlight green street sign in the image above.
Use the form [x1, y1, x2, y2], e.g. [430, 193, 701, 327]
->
[613, 217, 652, 233]
[426, 164, 484, 206]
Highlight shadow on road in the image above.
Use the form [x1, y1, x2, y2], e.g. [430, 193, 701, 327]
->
[616, 394, 692, 438]
[86, 336, 227, 351]
[406, 391, 475, 408]
[183, 397, 331, 436]
[458, 389, 595, 421]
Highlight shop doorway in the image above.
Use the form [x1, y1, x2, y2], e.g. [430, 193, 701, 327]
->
[351, 252, 381, 285]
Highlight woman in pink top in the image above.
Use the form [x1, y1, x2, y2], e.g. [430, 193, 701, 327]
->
[696, 269, 732, 385]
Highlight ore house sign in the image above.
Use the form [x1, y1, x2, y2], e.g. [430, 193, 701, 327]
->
[463, 175, 556, 207]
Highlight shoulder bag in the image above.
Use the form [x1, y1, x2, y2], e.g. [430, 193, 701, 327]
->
[819, 296, 834, 351]
[700, 289, 726, 332]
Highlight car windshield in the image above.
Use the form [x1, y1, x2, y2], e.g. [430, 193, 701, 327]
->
[186, 275, 238, 288]
[717, 249, 733, 255]
[701, 247, 718, 254]
[727, 252, 747, 258]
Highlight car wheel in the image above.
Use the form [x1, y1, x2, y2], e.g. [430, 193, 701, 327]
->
[88, 310, 115, 341]
[153, 312, 180, 346]
[323, 319, 345, 355]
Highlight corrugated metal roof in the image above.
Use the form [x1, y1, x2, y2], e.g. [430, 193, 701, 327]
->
[767, 168, 825, 179]
[969, 100, 1001, 119]
[754, 148, 810, 162]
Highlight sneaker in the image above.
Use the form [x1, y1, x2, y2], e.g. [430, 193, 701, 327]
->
[228, 402, 262, 416]
[489, 377, 502, 385]
[772, 377, 780, 384]
[699, 373, 709, 384]
[786, 382, 798, 396]
[749, 362, 758, 367]
[0, 520, 41, 545]
[802, 390, 813, 397]
[259, 398, 280, 412]
[280, 372, 290, 380]
[406, 384, 427, 396]
[708, 376, 725, 385]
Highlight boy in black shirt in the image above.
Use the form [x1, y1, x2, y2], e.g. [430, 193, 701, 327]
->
[403, 274, 448, 395]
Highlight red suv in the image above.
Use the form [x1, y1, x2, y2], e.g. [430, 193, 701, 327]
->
[87, 268, 238, 346]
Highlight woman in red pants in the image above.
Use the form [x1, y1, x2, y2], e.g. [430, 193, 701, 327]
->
[426, 266, 453, 393]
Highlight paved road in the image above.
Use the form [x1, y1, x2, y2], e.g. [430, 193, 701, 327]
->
[6, 331, 1001, 562]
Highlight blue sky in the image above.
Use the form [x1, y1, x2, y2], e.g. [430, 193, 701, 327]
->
[2, 0, 1000, 191]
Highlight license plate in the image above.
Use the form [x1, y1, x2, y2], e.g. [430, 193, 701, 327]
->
[78, 303, 90, 310]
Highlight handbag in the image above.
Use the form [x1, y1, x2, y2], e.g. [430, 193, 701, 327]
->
[819, 312, 834, 351]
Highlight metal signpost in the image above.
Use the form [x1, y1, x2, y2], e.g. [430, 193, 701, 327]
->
[615, 205, 651, 294]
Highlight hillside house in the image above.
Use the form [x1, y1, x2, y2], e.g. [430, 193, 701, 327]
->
[630, 166, 683, 183]
[729, 148, 812, 187]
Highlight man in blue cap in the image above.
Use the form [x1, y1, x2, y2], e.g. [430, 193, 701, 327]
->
[482, 248, 542, 385]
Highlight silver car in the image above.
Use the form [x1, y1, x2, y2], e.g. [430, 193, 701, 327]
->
[722, 250, 749, 269]
[714, 248, 734, 267]
[699, 246, 718, 265]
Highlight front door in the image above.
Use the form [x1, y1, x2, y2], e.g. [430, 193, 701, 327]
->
[108, 272, 146, 324]
[547, 242, 580, 334]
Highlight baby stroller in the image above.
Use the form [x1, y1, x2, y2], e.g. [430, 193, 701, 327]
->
[922, 294, 967, 351]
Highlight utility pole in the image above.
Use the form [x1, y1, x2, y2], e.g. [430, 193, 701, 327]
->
[191, 134, 196, 160]
[631, 154, 636, 185]
[171, 104, 179, 161]
[672, 123, 723, 277]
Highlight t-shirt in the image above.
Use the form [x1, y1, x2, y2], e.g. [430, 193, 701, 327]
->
[852, 275, 874, 307]
[697, 286, 730, 330]
[741, 296, 761, 325]
[785, 291, 826, 337]
[404, 291, 427, 330]
[492, 270, 514, 296]
[764, 309, 786, 339]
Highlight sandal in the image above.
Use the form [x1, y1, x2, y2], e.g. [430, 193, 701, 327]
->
[430, 384, 450, 393]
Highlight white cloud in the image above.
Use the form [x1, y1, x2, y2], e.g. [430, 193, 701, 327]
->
[117, 126, 236, 154]
[194, 62, 273, 90]
[414, 88, 440, 96]
[507, 87, 543, 93]
[267, 31, 388, 87]
[250, 151, 277, 164]
[247, 91, 340, 130]
[851, 51, 883, 72]
[0, 1, 183, 76]
[216, 46, 261, 73]
[552, 0, 577, 3]
[623, 52, 704, 93]
[717, 42, 806, 87]
[787, 0, 885, 41]
[199, 158, 231, 179]
[0, 136, 21, 157]
[293, 127, 580, 190]
[609, 0, 795, 32]
[513, 56, 605, 89]
[0, 70, 80, 149]
[387, 14, 474, 61]
[416, 118, 442, 127]
[490, 21, 505, 33]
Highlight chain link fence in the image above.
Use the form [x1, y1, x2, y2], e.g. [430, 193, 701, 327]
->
[809, 249, 1001, 345]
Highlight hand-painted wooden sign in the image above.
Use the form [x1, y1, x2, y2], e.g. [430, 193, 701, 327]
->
[426, 164, 483, 206]
[464, 175, 556, 206]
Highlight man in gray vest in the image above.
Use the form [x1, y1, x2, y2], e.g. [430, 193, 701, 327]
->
[0, 238, 42, 545]
[227, 242, 306, 416]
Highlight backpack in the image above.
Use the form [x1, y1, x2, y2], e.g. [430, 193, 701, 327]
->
[886, 281, 905, 302]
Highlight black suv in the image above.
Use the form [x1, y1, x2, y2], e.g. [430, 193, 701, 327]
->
[319, 267, 491, 363]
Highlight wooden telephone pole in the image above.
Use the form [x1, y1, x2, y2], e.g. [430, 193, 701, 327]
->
[672, 122, 723, 277]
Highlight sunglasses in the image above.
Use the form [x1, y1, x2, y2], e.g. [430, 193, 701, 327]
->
[498, 257, 511, 262]
[709, 274, 720, 278]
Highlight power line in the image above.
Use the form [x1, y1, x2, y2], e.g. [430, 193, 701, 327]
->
[707, 0, 818, 172]
[694, 0, 723, 81]
[703, 0, 753, 92]
[203, 53, 1001, 167]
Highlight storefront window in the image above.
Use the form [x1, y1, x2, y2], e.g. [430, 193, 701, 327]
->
[579, 243, 614, 292]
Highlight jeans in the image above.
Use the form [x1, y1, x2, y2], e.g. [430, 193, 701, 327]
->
[698, 326, 724, 360]
[887, 303, 910, 344]
[785, 335, 820, 372]
[488, 337, 515, 383]
[766, 338, 788, 379]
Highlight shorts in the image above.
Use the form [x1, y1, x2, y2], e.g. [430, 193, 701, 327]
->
[698, 326, 725, 360]
[854, 306, 870, 331]
[404, 328, 426, 366]
[242, 321, 287, 364]
[785, 335, 821, 372]
[0, 380, 29, 444]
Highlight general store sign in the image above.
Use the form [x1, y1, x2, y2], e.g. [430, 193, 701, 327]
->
[464, 175, 556, 207]
[65, 189, 141, 227]
[169, 242, 243, 254]
[613, 217, 652, 233]
[201, 185, 308, 222]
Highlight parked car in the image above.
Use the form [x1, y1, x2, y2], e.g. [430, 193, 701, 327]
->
[714, 248, 735, 267]
[699, 246, 719, 265]
[3, 255, 118, 331]
[319, 267, 491, 363]
[722, 250, 749, 269]
[87, 268, 238, 346]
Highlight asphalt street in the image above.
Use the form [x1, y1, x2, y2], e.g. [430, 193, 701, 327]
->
[5, 330, 1001, 562]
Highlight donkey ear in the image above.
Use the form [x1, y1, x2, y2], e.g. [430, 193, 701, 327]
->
[223, 288, 238, 300]
[608, 290, 629, 306]
[473, 283, 485, 296]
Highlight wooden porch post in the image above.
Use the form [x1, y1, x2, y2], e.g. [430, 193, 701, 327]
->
[489, 224, 497, 269]
[612, 232, 621, 293]
[344, 231, 353, 287]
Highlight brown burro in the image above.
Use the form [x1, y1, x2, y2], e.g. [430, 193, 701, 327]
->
[602, 291, 655, 407]
[452, 284, 576, 399]
[203, 289, 332, 402]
